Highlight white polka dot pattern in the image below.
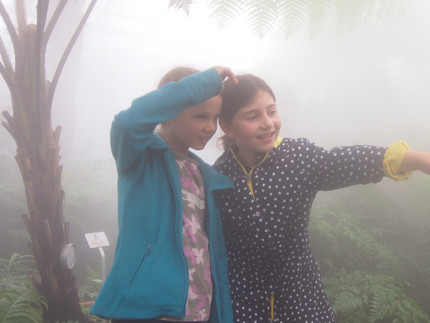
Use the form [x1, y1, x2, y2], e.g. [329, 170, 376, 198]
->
[214, 138, 386, 322]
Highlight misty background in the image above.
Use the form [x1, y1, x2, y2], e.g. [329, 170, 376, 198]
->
[1, 0, 429, 289]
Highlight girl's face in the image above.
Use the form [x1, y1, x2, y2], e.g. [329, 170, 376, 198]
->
[165, 95, 222, 155]
[220, 90, 281, 167]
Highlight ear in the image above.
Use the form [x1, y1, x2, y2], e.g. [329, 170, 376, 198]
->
[219, 119, 235, 138]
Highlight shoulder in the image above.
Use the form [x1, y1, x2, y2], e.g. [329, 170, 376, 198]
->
[213, 150, 234, 171]
[276, 137, 320, 154]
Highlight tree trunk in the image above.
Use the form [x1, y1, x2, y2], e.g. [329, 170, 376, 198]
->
[2, 22, 90, 322]
[0, 1, 97, 321]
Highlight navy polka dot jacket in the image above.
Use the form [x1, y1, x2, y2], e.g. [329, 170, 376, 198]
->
[214, 137, 386, 322]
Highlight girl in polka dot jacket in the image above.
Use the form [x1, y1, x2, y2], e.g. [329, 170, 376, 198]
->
[213, 74, 430, 323]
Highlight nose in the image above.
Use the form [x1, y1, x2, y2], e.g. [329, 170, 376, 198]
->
[204, 118, 217, 133]
[260, 113, 274, 129]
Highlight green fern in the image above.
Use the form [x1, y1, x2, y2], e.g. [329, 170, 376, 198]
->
[0, 286, 47, 323]
[323, 262, 430, 322]
[202, 0, 404, 38]
[244, 0, 278, 38]
[0, 253, 47, 323]
[276, 0, 308, 38]
[207, 0, 242, 29]
[168, 0, 194, 16]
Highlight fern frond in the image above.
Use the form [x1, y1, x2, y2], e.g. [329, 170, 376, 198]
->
[0, 253, 35, 277]
[243, 0, 278, 38]
[0, 281, 46, 323]
[276, 0, 308, 38]
[168, 0, 194, 16]
[207, 0, 242, 29]
[334, 0, 403, 35]
[305, 0, 333, 38]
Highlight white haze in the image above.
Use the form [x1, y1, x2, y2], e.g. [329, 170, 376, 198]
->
[39, 0, 430, 167]
[1, 0, 429, 284]
[0, 0, 428, 163]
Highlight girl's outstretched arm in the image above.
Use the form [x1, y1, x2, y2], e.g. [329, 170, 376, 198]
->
[400, 150, 430, 174]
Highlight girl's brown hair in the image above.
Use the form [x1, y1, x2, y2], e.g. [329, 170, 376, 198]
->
[219, 74, 276, 150]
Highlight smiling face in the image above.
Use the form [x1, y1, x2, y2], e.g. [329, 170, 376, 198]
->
[164, 95, 222, 155]
[220, 89, 281, 167]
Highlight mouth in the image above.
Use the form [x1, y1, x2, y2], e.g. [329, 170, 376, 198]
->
[198, 136, 212, 143]
[257, 132, 275, 140]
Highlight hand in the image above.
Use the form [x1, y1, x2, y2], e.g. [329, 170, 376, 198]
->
[213, 66, 238, 84]
[400, 150, 430, 175]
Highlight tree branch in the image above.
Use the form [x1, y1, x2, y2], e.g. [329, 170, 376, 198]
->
[0, 61, 19, 106]
[0, 34, 14, 75]
[43, 0, 68, 53]
[47, 0, 98, 113]
[36, 0, 49, 118]
[2, 110, 18, 143]
[0, 0, 22, 69]
[15, 0, 27, 36]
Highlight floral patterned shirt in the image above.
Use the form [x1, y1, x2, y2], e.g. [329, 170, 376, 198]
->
[162, 152, 213, 321]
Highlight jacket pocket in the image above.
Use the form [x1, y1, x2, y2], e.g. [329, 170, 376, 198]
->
[129, 244, 152, 287]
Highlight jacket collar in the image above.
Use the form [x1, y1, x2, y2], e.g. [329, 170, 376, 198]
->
[190, 152, 234, 191]
[150, 133, 171, 151]
[227, 137, 284, 172]
[151, 133, 234, 191]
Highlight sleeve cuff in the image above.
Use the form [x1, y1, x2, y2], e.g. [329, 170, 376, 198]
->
[383, 141, 412, 180]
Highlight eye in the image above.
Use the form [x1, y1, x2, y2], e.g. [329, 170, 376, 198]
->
[194, 114, 207, 120]
[247, 114, 258, 120]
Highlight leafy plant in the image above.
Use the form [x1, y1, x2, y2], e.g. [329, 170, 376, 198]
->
[78, 265, 103, 302]
[0, 253, 47, 323]
[324, 270, 430, 323]
[310, 177, 430, 322]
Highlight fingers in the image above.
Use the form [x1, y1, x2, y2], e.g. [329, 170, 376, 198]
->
[214, 66, 238, 84]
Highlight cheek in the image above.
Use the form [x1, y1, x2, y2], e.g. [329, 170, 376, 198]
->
[275, 117, 282, 129]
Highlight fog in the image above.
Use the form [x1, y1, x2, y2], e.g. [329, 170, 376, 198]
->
[49, 0, 430, 164]
[1, 0, 430, 288]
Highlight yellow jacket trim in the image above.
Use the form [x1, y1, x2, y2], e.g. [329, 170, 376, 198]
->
[229, 137, 283, 199]
[383, 140, 411, 180]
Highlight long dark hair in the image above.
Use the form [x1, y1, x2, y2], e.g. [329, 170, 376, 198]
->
[219, 74, 276, 150]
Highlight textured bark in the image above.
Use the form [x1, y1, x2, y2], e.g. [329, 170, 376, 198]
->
[0, 1, 96, 321]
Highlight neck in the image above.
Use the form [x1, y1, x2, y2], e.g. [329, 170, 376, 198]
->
[231, 148, 256, 170]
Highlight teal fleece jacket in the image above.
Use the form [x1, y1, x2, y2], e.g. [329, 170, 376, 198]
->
[90, 68, 234, 322]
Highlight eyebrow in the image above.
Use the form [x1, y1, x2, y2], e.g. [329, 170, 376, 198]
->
[240, 104, 277, 115]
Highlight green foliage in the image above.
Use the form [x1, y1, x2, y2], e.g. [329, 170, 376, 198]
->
[0, 253, 47, 323]
[310, 177, 430, 322]
[169, 0, 194, 16]
[324, 270, 430, 322]
[244, 0, 278, 38]
[171, 0, 405, 38]
[208, 0, 242, 29]
[78, 265, 103, 302]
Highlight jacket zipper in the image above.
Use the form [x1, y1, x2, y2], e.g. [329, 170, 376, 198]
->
[229, 148, 270, 200]
[128, 244, 152, 287]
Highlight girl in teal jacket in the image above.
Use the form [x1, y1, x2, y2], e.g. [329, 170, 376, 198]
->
[90, 66, 237, 322]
